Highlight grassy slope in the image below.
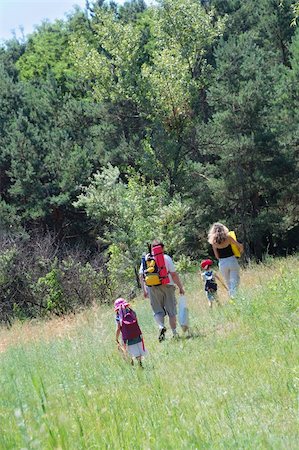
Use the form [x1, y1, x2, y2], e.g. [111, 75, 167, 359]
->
[0, 257, 298, 449]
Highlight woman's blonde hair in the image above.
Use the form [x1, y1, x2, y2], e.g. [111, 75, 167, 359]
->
[208, 222, 229, 245]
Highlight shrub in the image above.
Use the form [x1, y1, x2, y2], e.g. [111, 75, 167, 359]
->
[0, 232, 110, 323]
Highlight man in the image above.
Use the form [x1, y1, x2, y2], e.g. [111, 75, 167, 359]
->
[139, 239, 185, 341]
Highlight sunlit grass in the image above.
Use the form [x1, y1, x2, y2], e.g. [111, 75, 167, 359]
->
[0, 257, 298, 449]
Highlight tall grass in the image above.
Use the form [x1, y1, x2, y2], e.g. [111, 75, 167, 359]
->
[0, 257, 298, 449]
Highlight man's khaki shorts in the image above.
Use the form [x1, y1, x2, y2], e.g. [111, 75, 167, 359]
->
[148, 285, 177, 317]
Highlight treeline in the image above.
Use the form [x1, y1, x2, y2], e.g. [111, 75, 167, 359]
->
[0, 0, 298, 320]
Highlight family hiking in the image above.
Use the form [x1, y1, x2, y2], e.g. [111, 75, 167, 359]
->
[114, 223, 243, 367]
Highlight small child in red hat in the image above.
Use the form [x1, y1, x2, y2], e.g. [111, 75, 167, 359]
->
[200, 259, 226, 308]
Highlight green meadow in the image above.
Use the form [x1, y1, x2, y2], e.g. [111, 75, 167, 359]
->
[0, 258, 298, 449]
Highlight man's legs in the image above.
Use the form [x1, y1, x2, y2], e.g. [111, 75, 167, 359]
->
[169, 314, 178, 336]
[148, 287, 167, 341]
[154, 312, 167, 341]
[164, 286, 178, 337]
[154, 312, 165, 328]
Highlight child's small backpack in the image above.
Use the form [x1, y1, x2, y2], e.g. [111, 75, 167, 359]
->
[204, 271, 217, 292]
[120, 308, 142, 342]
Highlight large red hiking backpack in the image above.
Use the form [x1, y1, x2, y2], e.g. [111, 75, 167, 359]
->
[120, 308, 142, 342]
[151, 244, 170, 285]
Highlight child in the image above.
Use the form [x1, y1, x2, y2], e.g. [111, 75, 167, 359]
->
[200, 259, 226, 308]
[114, 298, 147, 367]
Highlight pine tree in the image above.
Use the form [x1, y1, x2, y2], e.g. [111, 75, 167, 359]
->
[207, 33, 292, 259]
[269, 28, 299, 252]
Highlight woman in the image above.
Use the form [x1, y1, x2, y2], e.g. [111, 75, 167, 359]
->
[208, 223, 243, 298]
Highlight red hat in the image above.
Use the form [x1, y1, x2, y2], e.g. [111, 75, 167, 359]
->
[201, 259, 213, 269]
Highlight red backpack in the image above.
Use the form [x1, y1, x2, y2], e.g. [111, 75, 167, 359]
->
[142, 244, 170, 287]
[120, 308, 142, 342]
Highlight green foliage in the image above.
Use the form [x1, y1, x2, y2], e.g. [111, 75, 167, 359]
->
[71, 8, 143, 102]
[141, 0, 224, 121]
[37, 267, 64, 312]
[292, 1, 299, 25]
[107, 243, 135, 294]
[0, 248, 17, 285]
[75, 163, 189, 292]
[118, 0, 147, 23]
[270, 28, 299, 238]
[212, 0, 296, 65]
[174, 254, 195, 273]
[0, 233, 110, 322]
[15, 10, 93, 91]
[71, 0, 225, 198]
[0, 60, 112, 237]
[206, 32, 294, 259]
[16, 21, 71, 81]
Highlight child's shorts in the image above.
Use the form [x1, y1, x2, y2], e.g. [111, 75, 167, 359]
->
[206, 290, 217, 302]
[127, 342, 147, 358]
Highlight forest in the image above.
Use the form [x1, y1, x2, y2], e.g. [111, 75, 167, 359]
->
[0, 0, 298, 320]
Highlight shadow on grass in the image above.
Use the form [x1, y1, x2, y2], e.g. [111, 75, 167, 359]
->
[179, 327, 207, 340]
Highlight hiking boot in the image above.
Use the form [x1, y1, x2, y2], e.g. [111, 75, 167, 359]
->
[158, 327, 167, 342]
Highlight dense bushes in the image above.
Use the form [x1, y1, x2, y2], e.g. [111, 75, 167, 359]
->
[0, 232, 111, 323]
